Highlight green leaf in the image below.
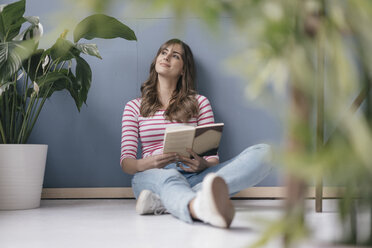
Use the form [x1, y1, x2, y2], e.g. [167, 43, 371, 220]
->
[6, 17, 26, 42]
[73, 14, 137, 43]
[75, 43, 102, 59]
[50, 37, 78, 61]
[36, 70, 70, 88]
[23, 49, 45, 81]
[75, 56, 91, 106]
[48, 68, 85, 112]
[32, 70, 72, 98]
[0, 0, 26, 42]
[0, 39, 36, 84]
[65, 71, 82, 111]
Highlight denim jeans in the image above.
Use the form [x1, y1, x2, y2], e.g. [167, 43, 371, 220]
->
[131, 143, 272, 223]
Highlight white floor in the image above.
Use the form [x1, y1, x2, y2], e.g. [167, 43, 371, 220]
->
[0, 199, 346, 248]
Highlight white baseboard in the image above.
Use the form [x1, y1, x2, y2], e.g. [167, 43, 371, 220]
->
[41, 186, 341, 199]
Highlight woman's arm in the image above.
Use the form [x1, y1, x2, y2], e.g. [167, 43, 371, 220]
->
[121, 158, 143, 175]
[121, 153, 179, 175]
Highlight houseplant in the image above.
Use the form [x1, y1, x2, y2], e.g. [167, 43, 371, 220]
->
[0, 0, 136, 210]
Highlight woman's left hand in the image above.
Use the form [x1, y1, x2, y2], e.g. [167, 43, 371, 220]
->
[177, 148, 210, 173]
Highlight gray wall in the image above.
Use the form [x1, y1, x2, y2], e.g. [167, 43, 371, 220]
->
[24, 0, 284, 187]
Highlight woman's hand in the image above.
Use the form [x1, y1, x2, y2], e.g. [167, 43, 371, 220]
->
[143, 153, 179, 170]
[177, 148, 211, 173]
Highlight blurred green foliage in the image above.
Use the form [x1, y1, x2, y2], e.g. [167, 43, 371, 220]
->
[133, 0, 372, 246]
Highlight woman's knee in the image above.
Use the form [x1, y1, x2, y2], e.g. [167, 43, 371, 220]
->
[161, 168, 187, 184]
[132, 168, 185, 186]
[250, 143, 271, 151]
[240, 144, 273, 174]
[131, 168, 185, 197]
[242, 143, 272, 160]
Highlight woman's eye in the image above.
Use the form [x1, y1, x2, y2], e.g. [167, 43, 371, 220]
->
[173, 54, 180, 59]
[161, 51, 167, 55]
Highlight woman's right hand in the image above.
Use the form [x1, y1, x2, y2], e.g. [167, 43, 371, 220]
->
[143, 153, 179, 170]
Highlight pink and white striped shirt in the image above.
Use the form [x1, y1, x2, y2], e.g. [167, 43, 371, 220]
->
[120, 94, 219, 165]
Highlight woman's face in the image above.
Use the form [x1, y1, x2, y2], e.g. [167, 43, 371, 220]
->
[155, 43, 184, 79]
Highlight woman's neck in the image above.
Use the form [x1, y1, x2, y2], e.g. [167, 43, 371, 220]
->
[157, 75, 179, 109]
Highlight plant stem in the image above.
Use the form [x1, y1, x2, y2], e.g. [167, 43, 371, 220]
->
[33, 55, 43, 81]
[23, 86, 52, 143]
[350, 200, 357, 244]
[17, 94, 36, 144]
[0, 88, 5, 143]
[34, 55, 44, 81]
[365, 73, 372, 126]
[23, 60, 32, 105]
[0, 118, 6, 144]
[9, 75, 17, 143]
[58, 61, 66, 72]
[4, 86, 10, 143]
[315, 20, 325, 212]
[49, 59, 60, 73]
[19, 57, 59, 144]
[369, 199, 372, 245]
[26, 95, 40, 137]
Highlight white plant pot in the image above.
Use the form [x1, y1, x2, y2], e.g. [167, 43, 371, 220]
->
[0, 144, 48, 210]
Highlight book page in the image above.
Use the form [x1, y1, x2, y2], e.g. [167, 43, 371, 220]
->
[193, 123, 224, 156]
[193, 129, 222, 156]
[163, 127, 195, 157]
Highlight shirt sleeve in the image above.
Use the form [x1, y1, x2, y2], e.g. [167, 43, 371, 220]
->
[197, 95, 220, 161]
[120, 100, 140, 164]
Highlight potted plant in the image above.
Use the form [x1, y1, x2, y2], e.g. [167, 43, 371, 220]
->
[0, 0, 136, 210]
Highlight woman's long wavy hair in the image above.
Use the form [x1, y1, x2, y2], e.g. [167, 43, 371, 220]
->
[140, 39, 199, 123]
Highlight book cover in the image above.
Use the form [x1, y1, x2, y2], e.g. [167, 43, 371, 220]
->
[163, 123, 224, 158]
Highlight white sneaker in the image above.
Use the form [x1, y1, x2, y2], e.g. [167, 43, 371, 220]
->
[136, 190, 167, 215]
[193, 173, 235, 228]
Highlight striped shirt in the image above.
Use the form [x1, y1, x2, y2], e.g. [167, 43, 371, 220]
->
[120, 94, 219, 165]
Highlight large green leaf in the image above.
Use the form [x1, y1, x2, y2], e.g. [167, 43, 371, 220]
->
[75, 56, 91, 107]
[0, 0, 26, 42]
[73, 14, 137, 43]
[49, 38, 77, 61]
[0, 39, 36, 84]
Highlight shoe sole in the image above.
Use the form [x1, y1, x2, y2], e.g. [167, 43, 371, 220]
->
[136, 189, 152, 215]
[204, 174, 235, 228]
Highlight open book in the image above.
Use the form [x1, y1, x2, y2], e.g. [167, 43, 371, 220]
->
[163, 123, 224, 157]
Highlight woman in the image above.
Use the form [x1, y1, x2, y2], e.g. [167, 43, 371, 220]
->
[121, 39, 272, 228]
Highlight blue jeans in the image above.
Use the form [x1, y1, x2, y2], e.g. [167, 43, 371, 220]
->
[131, 144, 272, 223]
